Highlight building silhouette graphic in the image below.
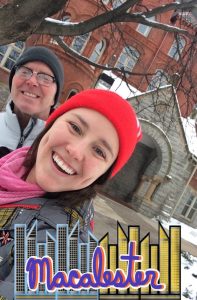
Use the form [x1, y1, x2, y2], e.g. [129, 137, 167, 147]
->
[99, 222, 181, 299]
[14, 221, 181, 300]
[14, 221, 99, 299]
[15, 225, 26, 294]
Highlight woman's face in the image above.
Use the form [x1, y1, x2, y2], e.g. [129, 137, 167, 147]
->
[26, 108, 119, 192]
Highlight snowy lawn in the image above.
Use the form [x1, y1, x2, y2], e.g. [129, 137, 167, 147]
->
[162, 218, 197, 299]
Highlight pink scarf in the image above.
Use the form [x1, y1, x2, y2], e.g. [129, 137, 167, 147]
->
[0, 147, 44, 205]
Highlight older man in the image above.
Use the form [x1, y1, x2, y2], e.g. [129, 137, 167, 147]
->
[0, 46, 64, 157]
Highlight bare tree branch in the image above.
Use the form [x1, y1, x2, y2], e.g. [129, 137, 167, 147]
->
[35, 1, 197, 40]
[0, 0, 67, 45]
[1, 0, 196, 45]
[114, 13, 193, 36]
[36, 0, 138, 36]
[55, 36, 154, 77]
[142, 0, 197, 17]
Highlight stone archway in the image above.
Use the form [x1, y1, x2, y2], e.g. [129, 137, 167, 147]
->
[100, 119, 173, 206]
[131, 119, 173, 211]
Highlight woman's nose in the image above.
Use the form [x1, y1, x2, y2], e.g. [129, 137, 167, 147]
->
[66, 143, 85, 161]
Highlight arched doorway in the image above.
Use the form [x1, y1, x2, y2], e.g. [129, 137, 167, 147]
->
[99, 119, 173, 206]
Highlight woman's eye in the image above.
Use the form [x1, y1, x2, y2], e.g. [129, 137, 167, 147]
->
[94, 146, 106, 159]
[69, 122, 82, 135]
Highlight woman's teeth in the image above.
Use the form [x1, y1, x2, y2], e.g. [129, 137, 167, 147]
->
[52, 153, 75, 175]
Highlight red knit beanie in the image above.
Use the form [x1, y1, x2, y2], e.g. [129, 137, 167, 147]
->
[46, 89, 142, 177]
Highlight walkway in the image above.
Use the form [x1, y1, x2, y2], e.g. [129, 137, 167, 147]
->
[94, 194, 197, 257]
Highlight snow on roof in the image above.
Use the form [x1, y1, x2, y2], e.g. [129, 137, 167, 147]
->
[101, 71, 142, 98]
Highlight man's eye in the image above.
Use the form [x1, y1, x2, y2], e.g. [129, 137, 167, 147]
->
[38, 74, 51, 82]
[21, 69, 30, 75]
[19, 66, 31, 74]
[44, 74, 51, 80]
[94, 146, 106, 159]
[69, 122, 82, 135]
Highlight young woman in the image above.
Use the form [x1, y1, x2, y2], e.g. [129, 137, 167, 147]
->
[0, 89, 142, 299]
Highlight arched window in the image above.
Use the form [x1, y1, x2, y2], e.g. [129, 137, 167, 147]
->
[168, 36, 186, 60]
[0, 41, 25, 71]
[136, 16, 155, 37]
[115, 46, 140, 73]
[147, 69, 169, 91]
[71, 33, 90, 54]
[89, 40, 106, 63]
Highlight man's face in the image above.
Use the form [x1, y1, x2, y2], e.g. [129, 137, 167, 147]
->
[11, 61, 57, 120]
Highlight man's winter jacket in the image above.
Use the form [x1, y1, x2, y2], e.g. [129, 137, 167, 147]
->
[0, 102, 44, 158]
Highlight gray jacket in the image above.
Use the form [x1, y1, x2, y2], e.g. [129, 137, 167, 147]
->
[0, 101, 45, 151]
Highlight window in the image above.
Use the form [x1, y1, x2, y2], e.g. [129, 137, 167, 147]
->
[147, 69, 169, 91]
[181, 195, 197, 220]
[0, 41, 24, 71]
[168, 36, 186, 60]
[89, 40, 106, 63]
[136, 16, 155, 37]
[113, 0, 126, 9]
[115, 46, 140, 73]
[71, 33, 90, 54]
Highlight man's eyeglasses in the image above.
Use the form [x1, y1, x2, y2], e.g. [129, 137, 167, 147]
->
[15, 65, 56, 87]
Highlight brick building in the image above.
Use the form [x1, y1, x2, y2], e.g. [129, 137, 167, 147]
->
[0, 0, 196, 227]
[1, 0, 197, 113]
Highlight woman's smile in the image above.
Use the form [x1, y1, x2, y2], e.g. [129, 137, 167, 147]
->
[26, 107, 119, 192]
[52, 151, 77, 176]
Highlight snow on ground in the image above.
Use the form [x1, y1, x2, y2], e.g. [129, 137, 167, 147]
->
[181, 255, 197, 299]
[162, 217, 197, 245]
[162, 218, 197, 299]
[181, 117, 197, 157]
